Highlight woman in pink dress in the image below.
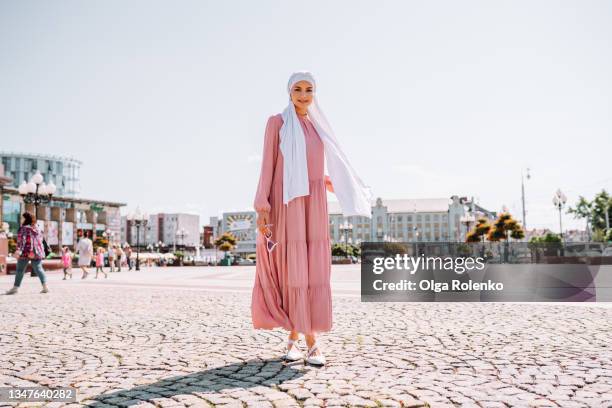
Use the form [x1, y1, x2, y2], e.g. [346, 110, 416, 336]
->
[251, 72, 372, 366]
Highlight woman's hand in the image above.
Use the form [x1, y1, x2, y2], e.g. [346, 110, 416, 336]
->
[325, 175, 334, 193]
[256, 210, 270, 235]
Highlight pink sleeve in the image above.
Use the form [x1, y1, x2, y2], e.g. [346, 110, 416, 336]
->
[253, 115, 280, 213]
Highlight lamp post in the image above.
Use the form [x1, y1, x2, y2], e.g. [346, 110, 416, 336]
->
[605, 201, 610, 237]
[127, 207, 148, 271]
[103, 229, 114, 246]
[460, 213, 476, 241]
[102, 229, 114, 269]
[175, 228, 187, 266]
[18, 171, 56, 214]
[552, 189, 567, 243]
[176, 228, 187, 250]
[521, 168, 531, 230]
[339, 220, 353, 259]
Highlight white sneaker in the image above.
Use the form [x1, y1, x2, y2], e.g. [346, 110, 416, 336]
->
[5, 287, 18, 295]
[283, 338, 303, 361]
[305, 342, 326, 366]
[41, 285, 49, 294]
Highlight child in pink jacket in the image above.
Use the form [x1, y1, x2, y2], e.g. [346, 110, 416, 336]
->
[95, 247, 108, 279]
[61, 247, 73, 280]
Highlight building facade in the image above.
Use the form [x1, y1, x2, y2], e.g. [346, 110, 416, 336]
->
[221, 211, 257, 256]
[1, 186, 124, 264]
[0, 165, 13, 272]
[0, 152, 82, 197]
[328, 195, 496, 244]
[121, 213, 200, 249]
[213, 195, 496, 257]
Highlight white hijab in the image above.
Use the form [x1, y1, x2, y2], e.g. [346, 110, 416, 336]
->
[279, 71, 372, 218]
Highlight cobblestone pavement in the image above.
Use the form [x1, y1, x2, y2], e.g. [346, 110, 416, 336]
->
[1, 268, 612, 407]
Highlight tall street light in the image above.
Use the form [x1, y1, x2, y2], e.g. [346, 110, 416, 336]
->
[460, 213, 476, 241]
[521, 168, 531, 230]
[127, 207, 148, 271]
[175, 228, 188, 266]
[339, 220, 353, 259]
[176, 228, 187, 250]
[18, 171, 57, 214]
[605, 200, 610, 237]
[552, 189, 567, 242]
[103, 229, 114, 246]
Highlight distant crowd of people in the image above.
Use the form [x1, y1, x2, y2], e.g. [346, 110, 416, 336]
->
[4, 212, 135, 295]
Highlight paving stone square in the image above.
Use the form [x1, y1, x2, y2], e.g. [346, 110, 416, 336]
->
[1, 266, 611, 407]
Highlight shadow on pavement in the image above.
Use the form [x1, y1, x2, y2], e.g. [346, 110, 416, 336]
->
[86, 357, 307, 406]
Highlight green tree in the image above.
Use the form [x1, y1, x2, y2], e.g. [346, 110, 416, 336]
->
[214, 233, 237, 261]
[332, 243, 352, 257]
[173, 250, 185, 266]
[591, 190, 612, 233]
[93, 236, 108, 251]
[487, 213, 525, 262]
[529, 232, 562, 243]
[487, 213, 524, 242]
[8, 237, 16, 254]
[467, 218, 491, 242]
[351, 243, 361, 258]
[567, 196, 592, 224]
[568, 190, 612, 242]
[529, 232, 562, 256]
[331, 243, 362, 258]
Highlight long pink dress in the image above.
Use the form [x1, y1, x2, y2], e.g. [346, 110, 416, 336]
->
[251, 113, 332, 334]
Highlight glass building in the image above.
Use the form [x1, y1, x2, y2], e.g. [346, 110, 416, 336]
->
[0, 152, 82, 197]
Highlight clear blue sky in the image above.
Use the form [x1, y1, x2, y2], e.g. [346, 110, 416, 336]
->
[1, 0, 610, 230]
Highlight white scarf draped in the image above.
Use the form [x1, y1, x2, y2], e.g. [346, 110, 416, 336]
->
[279, 71, 372, 218]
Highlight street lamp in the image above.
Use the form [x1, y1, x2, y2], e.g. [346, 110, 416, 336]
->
[521, 168, 531, 230]
[460, 213, 476, 241]
[176, 228, 187, 250]
[605, 201, 610, 237]
[339, 220, 353, 259]
[552, 189, 567, 242]
[155, 241, 163, 253]
[127, 207, 148, 271]
[103, 229, 114, 245]
[18, 171, 56, 214]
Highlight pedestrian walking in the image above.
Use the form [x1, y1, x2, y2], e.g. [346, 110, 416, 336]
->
[107, 244, 115, 272]
[61, 246, 73, 280]
[115, 245, 123, 272]
[251, 72, 372, 366]
[95, 247, 108, 279]
[125, 245, 133, 270]
[5, 212, 50, 295]
[76, 231, 94, 279]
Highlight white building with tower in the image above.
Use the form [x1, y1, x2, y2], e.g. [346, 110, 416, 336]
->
[328, 195, 496, 244]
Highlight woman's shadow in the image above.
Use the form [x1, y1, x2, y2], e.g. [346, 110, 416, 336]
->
[86, 357, 307, 406]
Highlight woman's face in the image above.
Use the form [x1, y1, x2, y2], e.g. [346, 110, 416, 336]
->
[290, 80, 314, 112]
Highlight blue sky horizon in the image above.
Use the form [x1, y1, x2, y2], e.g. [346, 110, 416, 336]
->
[1, 0, 610, 230]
